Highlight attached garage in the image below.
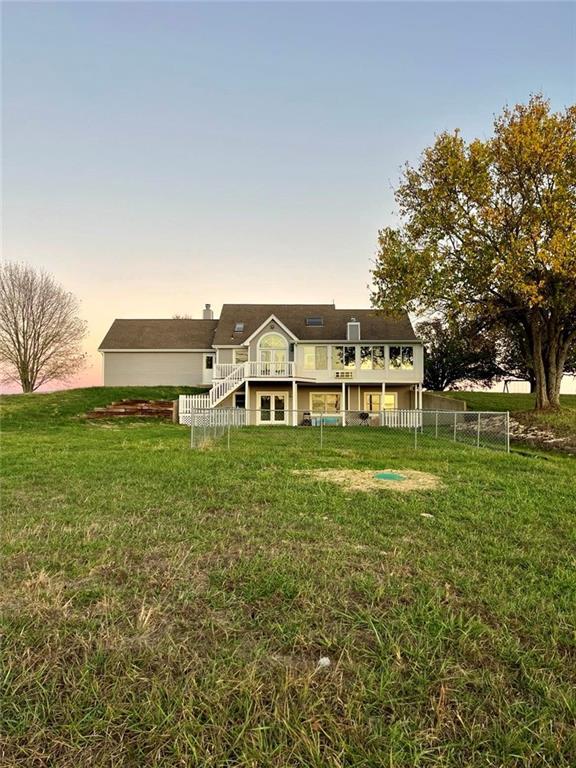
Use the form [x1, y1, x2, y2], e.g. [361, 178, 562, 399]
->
[99, 318, 217, 387]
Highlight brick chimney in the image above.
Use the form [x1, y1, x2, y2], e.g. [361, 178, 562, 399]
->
[202, 303, 214, 320]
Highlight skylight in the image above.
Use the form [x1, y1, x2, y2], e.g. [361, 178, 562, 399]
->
[234, 322, 245, 333]
[305, 317, 324, 327]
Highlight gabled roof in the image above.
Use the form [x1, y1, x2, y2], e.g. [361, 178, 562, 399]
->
[99, 319, 218, 350]
[213, 304, 417, 344]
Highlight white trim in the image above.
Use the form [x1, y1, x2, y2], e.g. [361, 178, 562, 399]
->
[243, 314, 298, 345]
[297, 339, 422, 344]
[99, 348, 214, 353]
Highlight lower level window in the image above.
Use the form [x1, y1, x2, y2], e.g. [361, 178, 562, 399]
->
[364, 393, 397, 411]
[234, 393, 246, 409]
[310, 392, 341, 413]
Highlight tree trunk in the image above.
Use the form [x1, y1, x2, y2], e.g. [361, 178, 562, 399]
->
[531, 317, 552, 410]
[530, 315, 565, 410]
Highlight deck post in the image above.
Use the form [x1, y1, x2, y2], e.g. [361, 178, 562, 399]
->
[292, 380, 297, 427]
[245, 381, 250, 426]
[381, 382, 386, 426]
[341, 382, 346, 427]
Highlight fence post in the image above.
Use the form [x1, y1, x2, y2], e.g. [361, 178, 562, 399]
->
[227, 422, 231, 451]
[320, 413, 323, 450]
[414, 417, 418, 449]
[506, 411, 510, 453]
[191, 417, 194, 449]
[435, 410, 438, 439]
[477, 412, 481, 448]
[453, 412, 457, 442]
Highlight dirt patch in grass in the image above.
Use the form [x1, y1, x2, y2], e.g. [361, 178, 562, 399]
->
[292, 468, 442, 493]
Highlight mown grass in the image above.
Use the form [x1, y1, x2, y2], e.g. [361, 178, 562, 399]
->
[443, 390, 576, 414]
[1, 388, 575, 767]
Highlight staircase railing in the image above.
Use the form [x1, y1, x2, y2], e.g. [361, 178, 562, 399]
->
[209, 363, 246, 406]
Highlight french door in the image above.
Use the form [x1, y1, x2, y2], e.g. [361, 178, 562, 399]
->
[257, 392, 289, 424]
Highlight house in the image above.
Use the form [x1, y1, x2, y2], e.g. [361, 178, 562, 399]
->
[99, 303, 424, 424]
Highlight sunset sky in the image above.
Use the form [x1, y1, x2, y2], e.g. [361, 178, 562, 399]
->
[3, 1, 575, 390]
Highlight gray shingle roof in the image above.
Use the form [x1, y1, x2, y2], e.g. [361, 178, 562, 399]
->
[213, 304, 417, 344]
[99, 319, 218, 350]
[99, 306, 417, 350]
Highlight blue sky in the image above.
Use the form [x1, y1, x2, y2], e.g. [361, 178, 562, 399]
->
[2, 1, 575, 384]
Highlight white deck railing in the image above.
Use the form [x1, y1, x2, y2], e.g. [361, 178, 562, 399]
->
[214, 361, 294, 379]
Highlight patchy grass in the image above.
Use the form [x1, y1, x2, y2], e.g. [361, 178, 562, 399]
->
[441, 392, 576, 453]
[1, 388, 575, 767]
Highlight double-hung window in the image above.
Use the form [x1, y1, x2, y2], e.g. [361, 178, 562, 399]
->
[332, 346, 356, 370]
[389, 345, 414, 370]
[234, 347, 248, 364]
[360, 346, 386, 370]
[363, 393, 397, 411]
[303, 345, 328, 370]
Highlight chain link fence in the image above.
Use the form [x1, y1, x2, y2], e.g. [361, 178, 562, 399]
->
[188, 408, 510, 453]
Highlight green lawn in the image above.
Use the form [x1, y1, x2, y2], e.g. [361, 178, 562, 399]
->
[1, 388, 575, 767]
[440, 390, 576, 414]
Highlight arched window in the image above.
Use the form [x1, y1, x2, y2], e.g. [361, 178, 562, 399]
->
[258, 332, 288, 372]
[259, 332, 287, 350]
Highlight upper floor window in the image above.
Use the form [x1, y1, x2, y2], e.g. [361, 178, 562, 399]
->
[303, 345, 328, 370]
[234, 322, 245, 333]
[332, 345, 356, 370]
[234, 347, 248, 364]
[305, 317, 324, 327]
[360, 346, 385, 370]
[389, 345, 414, 370]
[259, 332, 286, 349]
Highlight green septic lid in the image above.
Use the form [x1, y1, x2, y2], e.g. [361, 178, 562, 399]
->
[374, 471, 406, 482]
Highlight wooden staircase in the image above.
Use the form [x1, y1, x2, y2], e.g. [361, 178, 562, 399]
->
[86, 399, 177, 421]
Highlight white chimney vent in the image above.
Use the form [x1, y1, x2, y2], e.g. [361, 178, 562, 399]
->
[203, 303, 214, 320]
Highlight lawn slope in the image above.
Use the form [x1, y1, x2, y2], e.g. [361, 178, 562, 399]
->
[441, 392, 576, 453]
[1, 388, 575, 767]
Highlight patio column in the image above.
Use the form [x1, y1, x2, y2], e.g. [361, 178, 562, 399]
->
[292, 380, 298, 426]
[381, 381, 386, 426]
[341, 381, 346, 426]
[245, 380, 250, 426]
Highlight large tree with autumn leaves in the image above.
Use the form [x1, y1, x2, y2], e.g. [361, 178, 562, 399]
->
[372, 96, 576, 410]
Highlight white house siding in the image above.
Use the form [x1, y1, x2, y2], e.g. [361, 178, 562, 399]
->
[103, 352, 205, 386]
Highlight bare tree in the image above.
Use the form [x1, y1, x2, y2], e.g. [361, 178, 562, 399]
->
[0, 262, 87, 392]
